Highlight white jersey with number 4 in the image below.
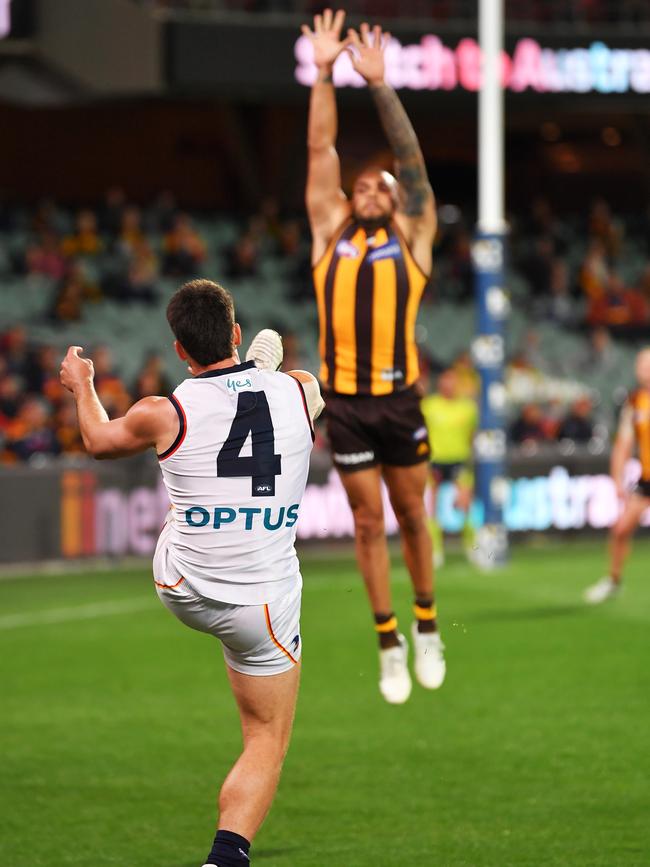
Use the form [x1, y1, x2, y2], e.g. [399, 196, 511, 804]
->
[155, 360, 314, 605]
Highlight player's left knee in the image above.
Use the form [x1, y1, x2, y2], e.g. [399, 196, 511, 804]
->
[394, 503, 427, 536]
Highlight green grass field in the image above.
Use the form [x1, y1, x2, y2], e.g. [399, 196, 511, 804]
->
[2, 539, 650, 867]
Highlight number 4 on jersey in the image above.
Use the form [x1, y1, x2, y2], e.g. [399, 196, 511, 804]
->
[217, 391, 282, 497]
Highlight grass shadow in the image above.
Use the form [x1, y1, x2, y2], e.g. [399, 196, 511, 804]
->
[472, 603, 587, 623]
[255, 848, 301, 860]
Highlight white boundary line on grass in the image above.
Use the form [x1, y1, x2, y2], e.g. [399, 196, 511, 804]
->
[0, 598, 155, 631]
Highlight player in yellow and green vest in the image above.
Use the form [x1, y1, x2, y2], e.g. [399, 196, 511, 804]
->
[421, 368, 479, 567]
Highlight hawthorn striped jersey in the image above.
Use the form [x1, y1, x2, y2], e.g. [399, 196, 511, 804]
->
[313, 220, 429, 396]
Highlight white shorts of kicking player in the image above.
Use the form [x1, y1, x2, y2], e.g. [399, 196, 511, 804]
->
[156, 576, 302, 676]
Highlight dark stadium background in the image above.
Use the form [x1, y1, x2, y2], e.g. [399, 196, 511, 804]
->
[2, 0, 650, 558]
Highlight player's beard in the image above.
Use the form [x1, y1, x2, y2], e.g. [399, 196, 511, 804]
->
[353, 211, 393, 234]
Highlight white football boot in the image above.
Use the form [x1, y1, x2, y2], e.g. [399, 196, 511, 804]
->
[245, 328, 283, 371]
[379, 633, 412, 704]
[583, 576, 621, 605]
[411, 623, 446, 690]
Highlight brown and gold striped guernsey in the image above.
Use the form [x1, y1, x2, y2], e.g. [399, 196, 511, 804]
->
[313, 220, 429, 396]
[631, 388, 650, 481]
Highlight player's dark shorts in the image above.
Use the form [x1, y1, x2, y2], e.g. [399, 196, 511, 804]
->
[430, 461, 467, 485]
[324, 386, 430, 473]
[633, 479, 650, 498]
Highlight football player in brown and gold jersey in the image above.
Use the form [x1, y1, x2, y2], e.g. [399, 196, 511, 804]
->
[302, 9, 443, 702]
[584, 348, 650, 603]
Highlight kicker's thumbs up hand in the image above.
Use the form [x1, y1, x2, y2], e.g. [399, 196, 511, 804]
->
[60, 346, 95, 394]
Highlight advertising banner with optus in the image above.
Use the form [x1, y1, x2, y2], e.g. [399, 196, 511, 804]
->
[1, 456, 650, 564]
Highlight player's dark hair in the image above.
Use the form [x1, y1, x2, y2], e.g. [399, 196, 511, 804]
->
[166, 279, 235, 366]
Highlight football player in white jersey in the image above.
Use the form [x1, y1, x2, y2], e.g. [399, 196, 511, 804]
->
[60, 279, 323, 867]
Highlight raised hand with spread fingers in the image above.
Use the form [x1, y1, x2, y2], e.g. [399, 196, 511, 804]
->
[346, 21, 390, 86]
[301, 8, 350, 77]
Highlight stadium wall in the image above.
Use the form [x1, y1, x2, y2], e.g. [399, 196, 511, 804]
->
[2, 456, 649, 564]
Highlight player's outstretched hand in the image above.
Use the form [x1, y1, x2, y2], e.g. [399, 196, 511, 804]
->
[60, 346, 94, 394]
[347, 22, 389, 86]
[301, 8, 350, 71]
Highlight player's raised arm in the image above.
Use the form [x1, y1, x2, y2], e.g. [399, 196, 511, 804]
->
[60, 346, 177, 459]
[303, 8, 351, 260]
[348, 23, 437, 248]
[611, 399, 635, 497]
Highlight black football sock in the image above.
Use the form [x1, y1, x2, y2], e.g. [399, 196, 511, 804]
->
[374, 612, 400, 649]
[205, 829, 251, 866]
[414, 596, 438, 634]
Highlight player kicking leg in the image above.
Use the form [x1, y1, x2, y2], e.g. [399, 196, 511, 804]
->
[585, 348, 650, 603]
[154, 570, 302, 867]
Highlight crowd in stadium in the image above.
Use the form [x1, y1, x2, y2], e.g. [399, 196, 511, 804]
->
[1, 188, 649, 463]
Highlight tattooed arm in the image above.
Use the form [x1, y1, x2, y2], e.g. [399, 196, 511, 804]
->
[348, 22, 436, 267]
[369, 83, 434, 220]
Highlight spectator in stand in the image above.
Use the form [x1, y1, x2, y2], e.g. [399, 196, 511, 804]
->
[25, 345, 64, 406]
[51, 263, 101, 322]
[520, 198, 568, 298]
[588, 197, 623, 259]
[279, 219, 312, 301]
[97, 380, 132, 420]
[107, 238, 159, 304]
[0, 372, 22, 426]
[31, 198, 67, 236]
[278, 218, 303, 259]
[557, 396, 595, 443]
[147, 189, 177, 234]
[536, 257, 577, 328]
[100, 186, 127, 237]
[162, 212, 206, 276]
[563, 326, 623, 379]
[521, 233, 555, 298]
[55, 396, 85, 455]
[93, 345, 125, 400]
[509, 403, 547, 445]
[25, 230, 66, 281]
[116, 205, 146, 257]
[225, 230, 260, 279]
[133, 353, 172, 401]
[587, 270, 645, 329]
[91, 344, 132, 419]
[61, 209, 103, 258]
[1, 325, 30, 377]
[579, 239, 609, 301]
[257, 196, 283, 248]
[515, 328, 554, 375]
[5, 397, 60, 462]
[123, 241, 159, 303]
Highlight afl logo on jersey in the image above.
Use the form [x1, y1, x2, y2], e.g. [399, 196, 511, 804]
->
[336, 239, 360, 259]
